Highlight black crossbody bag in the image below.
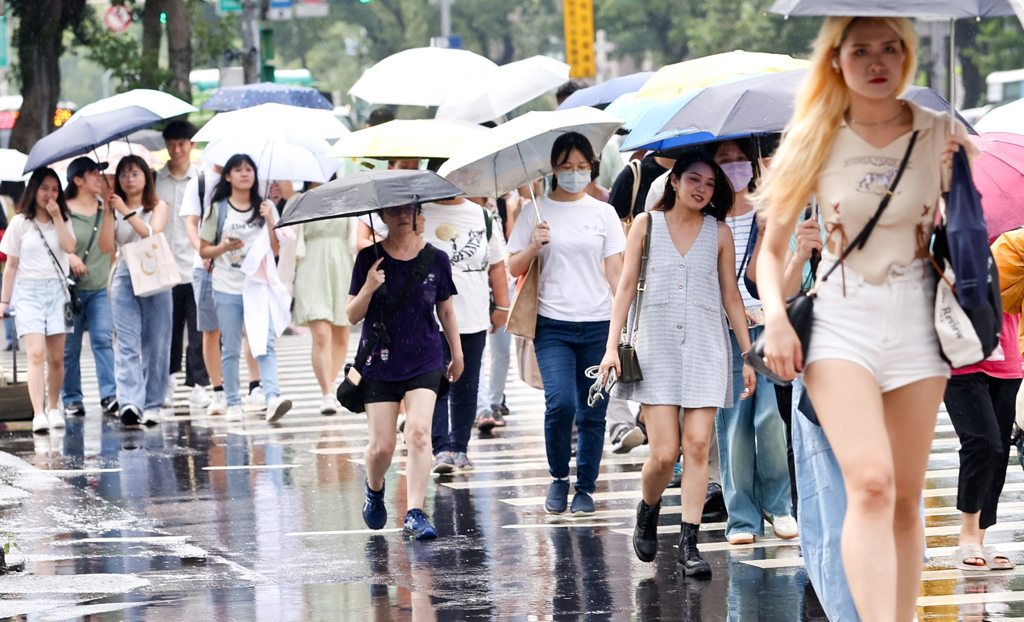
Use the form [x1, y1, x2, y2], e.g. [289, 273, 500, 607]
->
[618, 213, 653, 383]
[337, 246, 441, 413]
[745, 130, 919, 386]
[34, 221, 83, 327]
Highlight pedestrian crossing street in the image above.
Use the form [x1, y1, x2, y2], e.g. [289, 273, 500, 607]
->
[23, 332, 1024, 618]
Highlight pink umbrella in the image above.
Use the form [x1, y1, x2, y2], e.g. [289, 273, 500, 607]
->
[971, 132, 1024, 242]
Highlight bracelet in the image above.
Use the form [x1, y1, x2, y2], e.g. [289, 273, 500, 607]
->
[125, 210, 138, 220]
[493, 306, 510, 312]
[0, 300, 7, 305]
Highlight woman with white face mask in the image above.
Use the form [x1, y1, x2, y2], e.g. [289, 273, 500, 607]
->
[507, 132, 627, 517]
[711, 138, 798, 546]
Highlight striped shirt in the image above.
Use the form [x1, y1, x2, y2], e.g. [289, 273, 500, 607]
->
[726, 210, 758, 308]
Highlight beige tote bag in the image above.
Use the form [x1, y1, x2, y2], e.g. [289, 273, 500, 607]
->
[515, 336, 544, 390]
[122, 225, 181, 297]
[506, 258, 540, 339]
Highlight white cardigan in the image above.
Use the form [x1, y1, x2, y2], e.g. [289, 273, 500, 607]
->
[240, 225, 294, 357]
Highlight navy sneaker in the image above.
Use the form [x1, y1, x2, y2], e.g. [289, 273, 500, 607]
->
[571, 490, 595, 516]
[363, 480, 387, 530]
[545, 479, 570, 514]
[403, 508, 437, 540]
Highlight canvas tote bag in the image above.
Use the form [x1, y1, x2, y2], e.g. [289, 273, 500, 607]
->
[122, 224, 181, 297]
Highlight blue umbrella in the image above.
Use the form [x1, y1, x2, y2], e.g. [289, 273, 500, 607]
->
[556, 72, 655, 110]
[24, 107, 168, 173]
[201, 82, 333, 112]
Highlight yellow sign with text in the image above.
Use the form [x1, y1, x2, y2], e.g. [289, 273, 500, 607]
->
[563, 0, 595, 79]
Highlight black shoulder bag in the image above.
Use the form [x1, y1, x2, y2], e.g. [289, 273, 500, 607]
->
[618, 213, 653, 383]
[337, 246, 440, 413]
[745, 130, 919, 387]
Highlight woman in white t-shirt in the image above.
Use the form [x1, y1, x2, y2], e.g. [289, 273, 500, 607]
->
[507, 132, 626, 516]
[199, 154, 293, 424]
[106, 155, 172, 427]
[0, 168, 77, 432]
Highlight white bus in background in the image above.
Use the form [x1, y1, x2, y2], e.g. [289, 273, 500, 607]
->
[965, 68, 1024, 125]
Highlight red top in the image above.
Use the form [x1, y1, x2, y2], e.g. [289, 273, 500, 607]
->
[953, 312, 1024, 379]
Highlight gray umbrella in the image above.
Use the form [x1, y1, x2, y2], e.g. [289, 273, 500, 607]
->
[276, 170, 465, 227]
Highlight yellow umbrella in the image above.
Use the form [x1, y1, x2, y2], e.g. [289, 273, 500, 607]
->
[326, 119, 486, 160]
[635, 51, 811, 102]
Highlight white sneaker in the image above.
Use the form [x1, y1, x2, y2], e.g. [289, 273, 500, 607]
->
[141, 409, 161, 426]
[207, 391, 227, 415]
[243, 386, 266, 412]
[47, 408, 65, 429]
[190, 385, 213, 407]
[162, 375, 177, 408]
[225, 404, 244, 421]
[728, 532, 755, 545]
[769, 514, 799, 540]
[266, 396, 292, 423]
[32, 413, 48, 434]
[320, 394, 338, 415]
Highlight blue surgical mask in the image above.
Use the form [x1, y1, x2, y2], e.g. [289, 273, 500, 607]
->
[557, 170, 591, 194]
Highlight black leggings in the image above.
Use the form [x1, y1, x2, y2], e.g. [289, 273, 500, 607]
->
[945, 373, 1021, 530]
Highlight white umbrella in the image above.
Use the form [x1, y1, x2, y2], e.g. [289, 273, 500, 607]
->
[0, 149, 29, 182]
[437, 107, 623, 200]
[65, 89, 197, 124]
[201, 137, 340, 184]
[348, 47, 498, 107]
[975, 99, 1024, 134]
[435, 56, 571, 124]
[192, 103, 349, 143]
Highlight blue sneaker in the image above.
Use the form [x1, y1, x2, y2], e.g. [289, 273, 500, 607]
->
[570, 490, 595, 516]
[403, 508, 437, 540]
[545, 479, 570, 514]
[667, 461, 683, 489]
[363, 480, 387, 530]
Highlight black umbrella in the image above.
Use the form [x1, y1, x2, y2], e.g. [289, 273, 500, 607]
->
[276, 170, 466, 227]
[23, 107, 162, 173]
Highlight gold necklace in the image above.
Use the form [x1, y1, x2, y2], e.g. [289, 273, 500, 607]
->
[847, 101, 906, 127]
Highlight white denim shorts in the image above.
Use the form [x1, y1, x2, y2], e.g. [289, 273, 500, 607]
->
[805, 253, 950, 393]
[13, 278, 67, 337]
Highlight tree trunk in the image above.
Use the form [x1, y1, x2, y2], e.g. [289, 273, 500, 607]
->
[241, 0, 261, 83]
[164, 0, 193, 102]
[956, 20, 982, 109]
[10, 0, 64, 153]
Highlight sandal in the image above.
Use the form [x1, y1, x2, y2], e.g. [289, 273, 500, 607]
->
[983, 545, 1016, 570]
[953, 543, 988, 571]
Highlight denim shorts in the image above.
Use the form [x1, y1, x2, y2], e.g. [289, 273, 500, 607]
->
[192, 267, 219, 332]
[14, 278, 67, 337]
[805, 253, 950, 393]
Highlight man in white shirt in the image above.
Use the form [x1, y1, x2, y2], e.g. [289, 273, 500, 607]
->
[156, 121, 212, 410]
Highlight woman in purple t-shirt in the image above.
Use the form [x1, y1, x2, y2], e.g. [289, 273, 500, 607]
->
[348, 203, 464, 541]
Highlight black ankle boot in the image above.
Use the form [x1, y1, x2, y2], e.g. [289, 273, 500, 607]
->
[633, 499, 661, 562]
[678, 521, 711, 576]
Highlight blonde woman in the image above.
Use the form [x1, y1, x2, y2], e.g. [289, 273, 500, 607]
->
[756, 17, 974, 621]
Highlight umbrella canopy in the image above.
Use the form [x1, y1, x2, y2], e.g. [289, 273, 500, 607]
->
[0, 149, 28, 182]
[201, 136, 339, 184]
[276, 170, 465, 226]
[52, 140, 159, 181]
[634, 51, 810, 102]
[65, 89, 197, 123]
[557, 72, 656, 111]
[625, 70, 976, 153]
[326, 119, 486, 160]
[192, 103, 349, 143]
[349, 47, 498, 107]
[201, 82, 333, 112]
[975, 98, 1024, 134]
[24, 107, 166, 173]
[970, 132, 1024, 241]
[435, 56, 571, 124]
[437, 107, 623, 198]
[769, 0, 1022, 18]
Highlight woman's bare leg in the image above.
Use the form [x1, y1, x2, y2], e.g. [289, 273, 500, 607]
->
[365, 401, 400, 491]
[45, 334, 66, 411]
[641, 405, 681, 506]
[679, 408, 717, 525]
[331, 325, 350, 382]
[309, 320, 333, 395]
[402, 388, 439, 510]
[22, 333, 46, 414]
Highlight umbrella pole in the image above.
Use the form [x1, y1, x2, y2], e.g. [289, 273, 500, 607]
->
[369, 211, 379, 261]
[92, 147, 112, 193]
[515, 143, 543, 223]
[949, 18, 956, 135]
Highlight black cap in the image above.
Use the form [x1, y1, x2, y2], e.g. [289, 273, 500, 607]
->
[66, 157, 108, 184]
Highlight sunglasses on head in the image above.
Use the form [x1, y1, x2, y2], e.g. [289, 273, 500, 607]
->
[383, 204, 417, 216]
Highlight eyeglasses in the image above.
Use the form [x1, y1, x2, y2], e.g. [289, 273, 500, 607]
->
[118, 172, 143, 180]
[383, 204, 416, 216]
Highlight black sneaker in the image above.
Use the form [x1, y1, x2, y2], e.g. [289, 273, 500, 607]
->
[491, 407, 506, 428]
[570, 491, 595, 516]
[101, 396, 119, 415]
[120, 405, 141, 426]
[64, 402, 85, 417]
[475, 411, 496, 433]
[545, 480, 570, 514]
[610, 423, 644, 454]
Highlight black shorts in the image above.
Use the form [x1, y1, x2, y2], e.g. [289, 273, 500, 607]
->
[363, 368, 446, 405]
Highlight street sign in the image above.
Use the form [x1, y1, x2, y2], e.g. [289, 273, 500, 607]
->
[268, 0, 293, 20]
[430, 36, 462, 49]
[0, 17, 8, 70]
[562, 0, 595, 79]
[218, 0, 243, 14]
[104, 5, 133, 33]
[295, 0, 329, 18]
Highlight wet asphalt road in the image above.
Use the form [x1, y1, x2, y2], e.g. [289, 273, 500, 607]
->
[1, 334, 1023, 621]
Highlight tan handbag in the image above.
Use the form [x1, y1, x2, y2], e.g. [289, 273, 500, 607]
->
[515, 336, 544, 390]
[506, 257, 540, 339]
[122, 224, 181, 297]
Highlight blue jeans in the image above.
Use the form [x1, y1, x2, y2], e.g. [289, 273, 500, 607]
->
[533, 316, 610, 494]
[61, 288, 117, 405]
[110, 267, 173, 412]
[716, 326, 793, 536]
[791, 379, 860, 622]
[433, 330, 486, 454]
[213, 291, 279, 406]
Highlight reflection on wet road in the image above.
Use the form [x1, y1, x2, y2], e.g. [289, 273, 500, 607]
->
[1, 335, 1023, 620]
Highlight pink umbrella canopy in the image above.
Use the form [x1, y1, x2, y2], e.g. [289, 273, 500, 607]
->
[971, 132, 1024, 242]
